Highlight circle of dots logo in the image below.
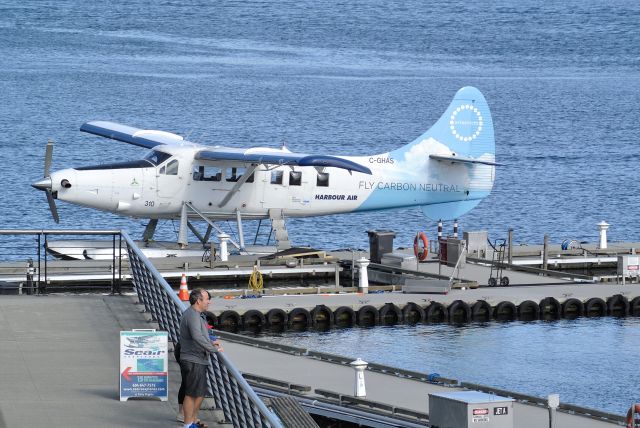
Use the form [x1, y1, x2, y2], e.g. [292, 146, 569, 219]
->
[450, 104, 483, 142]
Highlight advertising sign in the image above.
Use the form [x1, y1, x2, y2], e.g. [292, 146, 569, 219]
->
[119, 329, 168, 401]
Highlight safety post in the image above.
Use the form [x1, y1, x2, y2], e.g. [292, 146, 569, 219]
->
[356, 257, 369, 294]
[507, 228, 513, 265]
[350, 358, 368, 397]
[547, 394, 559, 428]
[597, 221, 610, 249]
[543, 234, 549, 271]
[218, 233, 230, 261]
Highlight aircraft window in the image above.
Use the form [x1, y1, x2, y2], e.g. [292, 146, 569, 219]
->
[144, 150, 172, 166]
[193, 166, 204, 180]
[159, 165, 165, 174]
[165, 159, 179, 175]
[226, 167, 254, 183]
[194, 166, 223, 181]
[289, 171, 302, 186]
[270, 170, 283, 185]
[317, 172, 329, 187]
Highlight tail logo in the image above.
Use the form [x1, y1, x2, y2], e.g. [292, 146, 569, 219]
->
[450, 104, 483, 142]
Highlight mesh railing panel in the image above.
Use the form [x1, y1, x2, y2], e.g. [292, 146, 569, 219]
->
[121, 231, 281, 428]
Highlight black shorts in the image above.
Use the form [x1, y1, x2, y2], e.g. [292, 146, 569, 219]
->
[179, 360, 208, 397]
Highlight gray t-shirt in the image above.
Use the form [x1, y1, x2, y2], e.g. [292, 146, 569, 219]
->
[179, 306, 218, 365]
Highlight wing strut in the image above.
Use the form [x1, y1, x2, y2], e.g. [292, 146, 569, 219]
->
[183, 202, 241, 250]
[218, 165, 258, 208]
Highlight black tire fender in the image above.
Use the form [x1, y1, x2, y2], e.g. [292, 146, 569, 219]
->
[242, 309, 266, 328]
[471, 300, 492, 321]
[402, 302, 425, 324]
[311, 304, 335, 326]
[517, 300, 540, 320]
[288, 307, 311, 326]
[448, 300, 471, 323]
[606, 294, 629, 317]
[333, 306, 356, 326]
[266, 308, 287, 326]
[425, 302, 448, 323]
[357, 305, 379, 326]
[585, 297, 606, 317]
[630, 296, 640, 316]
[539, 297, 561, 319]
[561, 298, 584, 318]
[218, 310, 242, 329]
[494, 301, 517, 321]
[379, 303, 402, 325]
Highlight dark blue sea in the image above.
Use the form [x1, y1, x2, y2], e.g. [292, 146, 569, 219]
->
[1, 0, 639, 415]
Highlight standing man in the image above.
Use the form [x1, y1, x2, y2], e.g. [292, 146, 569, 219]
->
[179, 288, 223, 428]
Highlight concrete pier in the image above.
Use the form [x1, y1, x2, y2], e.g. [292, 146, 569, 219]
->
[0, 295, 224, 428]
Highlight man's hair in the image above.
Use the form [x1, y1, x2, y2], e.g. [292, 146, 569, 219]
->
[189, 288, 207, 305]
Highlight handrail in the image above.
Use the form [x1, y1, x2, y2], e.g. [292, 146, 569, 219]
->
[466, 255, 596, 281]
[121, 231, 282, 428]
[0, 229, 123, 294]
[0, 229, 122, 235]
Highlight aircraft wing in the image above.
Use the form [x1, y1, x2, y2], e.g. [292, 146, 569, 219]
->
[80, 121, 184, 149]
[195, 148, 372, 174]
[429, 154, 501, 166]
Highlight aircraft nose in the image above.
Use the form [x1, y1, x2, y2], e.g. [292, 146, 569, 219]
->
[31, 177, 52, 191]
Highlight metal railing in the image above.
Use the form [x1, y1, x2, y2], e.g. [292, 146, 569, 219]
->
[0, 229, 123, 294]
[121, 231, 282, 428]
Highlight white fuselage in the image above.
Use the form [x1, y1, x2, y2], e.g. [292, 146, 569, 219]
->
[49, 145, 484, 221]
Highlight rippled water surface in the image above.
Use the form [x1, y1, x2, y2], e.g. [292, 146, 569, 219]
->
[1, 0, 640, 415]
[250, 317, 640, 415]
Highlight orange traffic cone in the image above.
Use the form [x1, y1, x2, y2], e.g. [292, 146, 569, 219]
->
[178, 273, 189, 301]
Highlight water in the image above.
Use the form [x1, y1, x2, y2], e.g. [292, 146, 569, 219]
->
[1, 0, 640, 415]
[251, 317, 640, 415]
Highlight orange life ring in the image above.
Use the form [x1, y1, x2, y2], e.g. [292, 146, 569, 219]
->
[627, 403, 640, 428]
[413, 232, 429, 261]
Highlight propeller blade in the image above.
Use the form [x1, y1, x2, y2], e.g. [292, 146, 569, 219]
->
[44, 140, 54, 177]
[46, 189, 60, 223]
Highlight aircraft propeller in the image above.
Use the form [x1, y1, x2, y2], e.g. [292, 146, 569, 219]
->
[31, 140, 60, 223]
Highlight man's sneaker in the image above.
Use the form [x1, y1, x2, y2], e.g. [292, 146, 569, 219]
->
[187, 423, 199, 428]
[176, 412, 184, 423]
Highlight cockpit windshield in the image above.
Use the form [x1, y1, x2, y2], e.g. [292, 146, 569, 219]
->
[144, 150, 172, 166]
[74, 150, 173, 171]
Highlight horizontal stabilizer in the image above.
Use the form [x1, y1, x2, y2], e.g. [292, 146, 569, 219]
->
[429, 154, 501, 166]
[196, 149, 372, 174]
[80, 121, 184, 149]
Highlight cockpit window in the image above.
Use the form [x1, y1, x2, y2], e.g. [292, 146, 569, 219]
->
[144, 150, 172, 166]
[165, 159, 179, 175]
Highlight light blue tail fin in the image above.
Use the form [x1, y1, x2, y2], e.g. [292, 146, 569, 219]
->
[392, 87, 495, 221]
[356, 87, 496, 220]
[391, 86, 494, 161]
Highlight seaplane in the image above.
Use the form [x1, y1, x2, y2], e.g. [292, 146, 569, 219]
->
[32, 86, 497, 258]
